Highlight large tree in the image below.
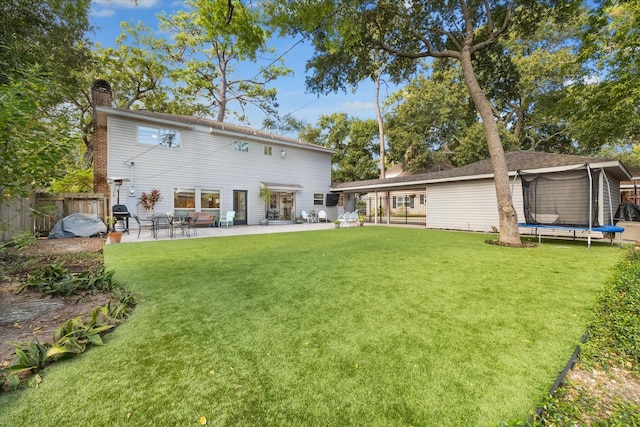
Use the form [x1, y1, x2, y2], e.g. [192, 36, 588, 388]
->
[159, 0, 291, 123]
[68, 22, 193, 167]
[0, 0, 92, 93]
[0, 0, 92, 208]
[385, 11, 585, 170]
[569, 0, 640, 156]
[0, 72, 75, 206]
[300, 114, 380, 183]
[269, 0, 576, 245]
[384, 65, 479, 170]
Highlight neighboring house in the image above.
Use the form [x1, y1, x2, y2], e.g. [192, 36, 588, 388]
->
[332, 151, 632, 237]
[91, 80, 336, 225]
[362, 163, 454, 224]
[620, 167, 640, 204]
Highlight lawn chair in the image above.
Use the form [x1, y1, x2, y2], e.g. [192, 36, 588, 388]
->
[301, 210, 316, 223]
[338, 211, 358, 227]
[317, 210, 329, 223]
[337, 211, 351, 228]
[219, 211, 235, 227]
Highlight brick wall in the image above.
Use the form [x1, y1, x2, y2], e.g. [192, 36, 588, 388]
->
[91, 80, 112, 197]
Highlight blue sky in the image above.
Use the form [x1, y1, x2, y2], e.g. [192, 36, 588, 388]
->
[89, 0, 395, 130]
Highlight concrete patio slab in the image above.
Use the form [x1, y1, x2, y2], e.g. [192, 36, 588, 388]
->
[111, 221, 339, 243]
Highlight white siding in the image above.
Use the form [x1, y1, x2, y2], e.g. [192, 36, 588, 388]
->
[106, 116, 333, 224]
[426, 178, 528, 233]
[601, 172, 620, 226]
[424, 173, 624, 241]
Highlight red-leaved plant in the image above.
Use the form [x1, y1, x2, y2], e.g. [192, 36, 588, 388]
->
[137, 189, 162, 217]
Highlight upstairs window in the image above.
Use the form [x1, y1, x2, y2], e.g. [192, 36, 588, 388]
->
[234, 141, 249, 152]
[313, 193, 323, 206]
[138, 126, 180, 148]
[264, 146, 272, 156]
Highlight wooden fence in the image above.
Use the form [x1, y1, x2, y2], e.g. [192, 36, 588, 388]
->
[0, 194, 34, 242]
[1, 193, 107, 242]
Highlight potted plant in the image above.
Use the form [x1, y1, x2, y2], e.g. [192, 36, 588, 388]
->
[106, 217, 123, 243]
[137, 188, 162, 218]
[357, 215, 365, 226]
[333, 219, 341, 228]
[258, 184, 271, 225]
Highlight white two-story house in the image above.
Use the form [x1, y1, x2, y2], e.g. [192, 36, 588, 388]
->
[91, 80, 336, 225]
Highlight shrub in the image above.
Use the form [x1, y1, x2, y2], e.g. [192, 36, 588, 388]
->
[22, 263, 123, 297]
[581, 249, 640, 369]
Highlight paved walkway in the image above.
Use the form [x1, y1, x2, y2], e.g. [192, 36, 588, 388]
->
[111, 221, 339, 243]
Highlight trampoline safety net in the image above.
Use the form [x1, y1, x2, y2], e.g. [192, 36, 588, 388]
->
[521, 169, 600, 227]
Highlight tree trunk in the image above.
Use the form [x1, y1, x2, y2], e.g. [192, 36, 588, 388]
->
[459, 48, 522, 246]
[374, 67, 385, 179]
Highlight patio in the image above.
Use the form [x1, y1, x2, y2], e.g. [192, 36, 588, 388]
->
[111, 220, 338, 243]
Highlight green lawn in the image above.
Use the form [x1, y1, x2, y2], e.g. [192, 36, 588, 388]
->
[0, 227, 625, 426]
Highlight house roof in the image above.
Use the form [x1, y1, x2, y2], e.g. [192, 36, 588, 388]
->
[331, 150, 633, 192]
[384, 162, 454, 179]
[621, 167, 640, 187]
[94, 106, 336, 155]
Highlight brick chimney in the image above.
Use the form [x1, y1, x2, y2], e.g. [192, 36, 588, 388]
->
[92, 79, 112, 196]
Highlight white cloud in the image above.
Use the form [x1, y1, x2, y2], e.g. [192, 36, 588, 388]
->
[91, 8, 116, 18]
[340, 100, 376, 111]
[92, 0, 160, 9]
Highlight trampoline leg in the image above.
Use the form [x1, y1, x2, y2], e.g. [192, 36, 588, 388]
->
[588, 235, 591, 249]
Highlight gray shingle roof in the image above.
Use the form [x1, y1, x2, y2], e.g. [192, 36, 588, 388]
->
[331, 150, 620, 191]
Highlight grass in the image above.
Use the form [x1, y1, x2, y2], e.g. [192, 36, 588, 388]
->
[0, 227, 626, 426]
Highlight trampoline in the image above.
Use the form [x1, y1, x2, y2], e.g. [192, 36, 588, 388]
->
[516, 164, 625, 248]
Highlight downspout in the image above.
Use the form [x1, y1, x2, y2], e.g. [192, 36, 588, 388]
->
[424, 185, 428, 228]
[510, 170, 520, 197]
[386, 191, 391, 224]
[587, 164, 594, 249]
[374, 191, 379, 224]
[587, 164, 593, 231]
[602, 170, 614, 225]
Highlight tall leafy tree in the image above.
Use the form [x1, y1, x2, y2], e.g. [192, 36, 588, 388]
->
[0, 72, 74, 206]
[473, 11, 586, 154]
[0, 0, 92, 93]
[386, 12, 584, 170]
[385, 65, 477, 170]
[69, 22, 191, 167]
[300, 114, 380, 183]
[159, 0, 291, 123]
[570, 0, 640, 155]
[268, 0, 576, 245]
[0, 0, 92, 209]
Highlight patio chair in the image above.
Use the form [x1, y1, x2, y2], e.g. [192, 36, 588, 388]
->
[337, 211, 350, 228]
[219, 211, 235, 227]
[153, 214, 171, 238]
[301, 210, 316, 223]
[337, 211, 358, 227]
[130, 214, 154, 239]
[317, 210, 328, 223]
